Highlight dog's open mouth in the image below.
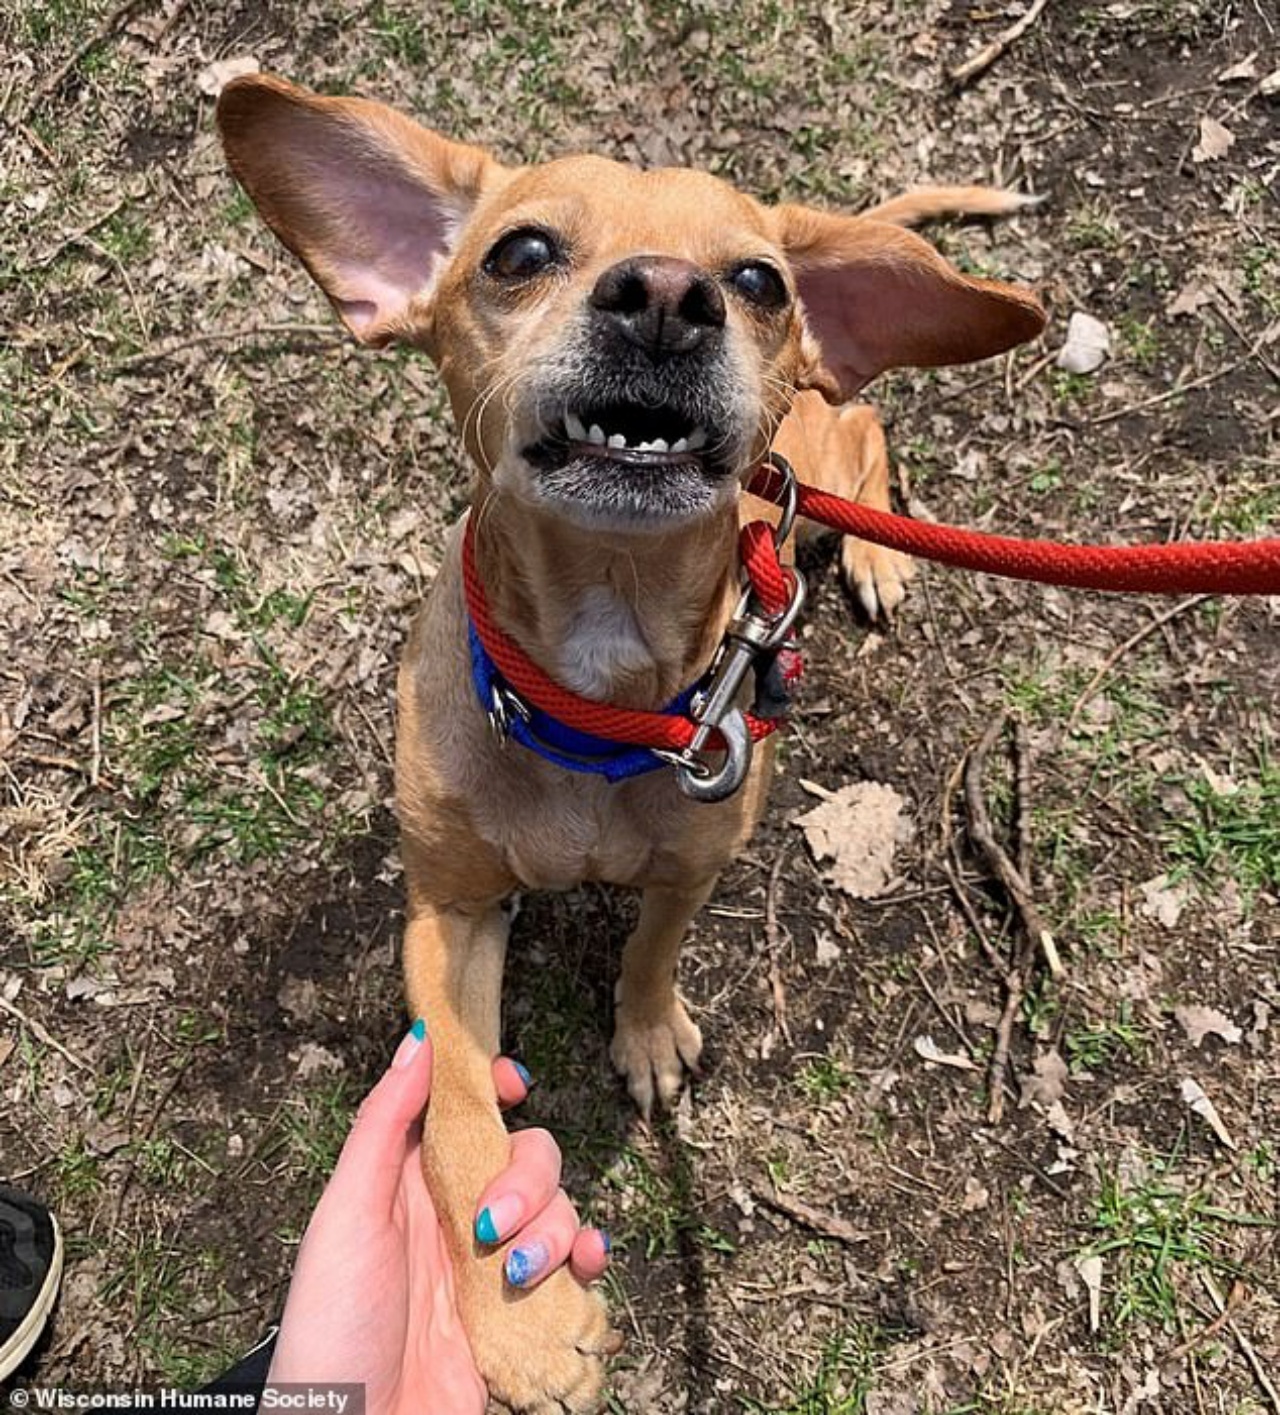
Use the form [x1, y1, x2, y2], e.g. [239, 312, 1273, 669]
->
[522, 400, 737, 525]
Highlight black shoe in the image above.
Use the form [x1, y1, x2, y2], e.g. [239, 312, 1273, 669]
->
[0, 1185, 63, 1381]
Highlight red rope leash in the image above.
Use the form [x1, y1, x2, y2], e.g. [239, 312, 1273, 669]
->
[462, 518, 784, 753]
[465, 459, 1279, 758]
[747, 464, 1280, 596]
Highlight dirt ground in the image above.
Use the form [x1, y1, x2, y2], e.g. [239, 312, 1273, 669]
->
[2, 0, 1277, 1411]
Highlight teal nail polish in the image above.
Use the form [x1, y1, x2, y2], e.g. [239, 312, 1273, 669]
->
[512, 1060, 532, 1088]
[505, 1241, 549, 1287]
[476, 1207, 499, 1244]
[410, 1017, 426, 1042]
[600, 1230, 612, 1254]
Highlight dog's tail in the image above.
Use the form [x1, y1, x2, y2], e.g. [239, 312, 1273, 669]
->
[861, 185, 1044, 227]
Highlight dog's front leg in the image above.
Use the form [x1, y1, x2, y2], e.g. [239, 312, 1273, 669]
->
[610, 880, 716, 1118]
[403, 901, 616, 1414]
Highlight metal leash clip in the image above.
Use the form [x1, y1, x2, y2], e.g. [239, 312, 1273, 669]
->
[673, 453, 807, 803]
[487, 682, 531, 746]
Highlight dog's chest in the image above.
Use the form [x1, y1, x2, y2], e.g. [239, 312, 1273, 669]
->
[555, 587, 653, 698]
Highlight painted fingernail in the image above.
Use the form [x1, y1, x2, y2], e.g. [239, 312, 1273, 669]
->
[475, 1192, 524, 1245]
[505, 1240, 550, 1288]
[600, 1230, 612, 1255]
[392, 1018, 427, 1069]
[512, 1060, 533, 1090]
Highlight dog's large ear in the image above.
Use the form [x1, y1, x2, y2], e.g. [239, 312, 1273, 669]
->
[775, 205, 1045, 399]
[217, 75, 501, 345]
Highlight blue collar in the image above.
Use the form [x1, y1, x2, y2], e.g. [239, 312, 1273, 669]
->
[467, 620, 699, 783]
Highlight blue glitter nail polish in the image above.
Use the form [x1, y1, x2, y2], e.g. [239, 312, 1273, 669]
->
[505, 1241, 549, 1287]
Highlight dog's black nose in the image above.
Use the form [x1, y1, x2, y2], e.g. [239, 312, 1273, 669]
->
[590, 256, 725, 359]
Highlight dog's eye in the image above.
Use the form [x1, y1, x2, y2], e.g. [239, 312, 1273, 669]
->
[485, 228, 561, 281]
[728, 261, 788, 310]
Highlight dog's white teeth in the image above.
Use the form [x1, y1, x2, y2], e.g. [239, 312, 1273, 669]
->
[669, 438, 688, 453]
[588, 424, 606, 445]
[650, 438, 670, 453]
[607, 433, 627, 449]
[686, 426, 708, 451]
[564, 412, 587, 441]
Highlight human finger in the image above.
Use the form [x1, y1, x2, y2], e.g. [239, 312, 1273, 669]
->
[569, 1227, 611, 1284]
[473, 1127, 561, 1247]
[492, 1056, 533, 1110]
[502, 1189, 579, 1292]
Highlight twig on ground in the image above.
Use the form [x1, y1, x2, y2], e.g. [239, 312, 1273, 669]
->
[947, 0, 1053, 88]
[986, 955, 1025, 1125]
[752, 1184, 868, 1247]
[1163, 1278, 1246, 1369]
[0, 995, 94, 1074]
[1210, 301, 1280, 384]
[1014, 718, 1033, 885]
[960, 714, 1063, 1123]
[1202, 1275, 1280, 1414]
[112, 1050, 196, 1226]
[965, 714, 1063, 980]
[1089, 350, 1260, 425]
[113, 322, 339, 370]
[763, 847, 792, 1045]
[31, 199, 126, 270]
[1066, 594, 1211, 731]
[22, 0, 153, 118]
[913, 961, 977, 1059]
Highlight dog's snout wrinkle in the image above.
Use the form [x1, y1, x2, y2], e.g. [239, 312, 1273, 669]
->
[590, 255, 725, 360]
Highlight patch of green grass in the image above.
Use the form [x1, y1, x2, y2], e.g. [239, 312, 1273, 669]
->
[1201, 481, 1280, 537]
[53, 1134, 105, 1199]
[795, 1055, 857, 1104]
[738, 1323, 900, 1414]
[1066, 205, 1123, 253]
[98, 207, 152, 265]
[1081, 1157, 1271, 1335]
[269, 1074, 358, 1191]
[1065, 1002, 1147, 1072]
[1048, 369, 1093, 406]
[1027, 459, 1063, 495]
[21, 0, 101, 46]
[98, 1237, 242, 1386]
[1166, 750, 1279, 905]
[1241, 242, 1279, 317]
[601, 1135, 735, 1261]
[1116, 314, 1160, 371]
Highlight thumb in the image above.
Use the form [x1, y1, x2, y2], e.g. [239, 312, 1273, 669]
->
[328, 1018, 432, 1206]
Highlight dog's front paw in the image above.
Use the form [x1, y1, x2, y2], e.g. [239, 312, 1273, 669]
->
[610, 990, 703, 1117]
[840, 537, 914, 620]
[464, 1264, 619, 1414]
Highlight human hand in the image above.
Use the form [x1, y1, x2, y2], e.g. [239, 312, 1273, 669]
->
[266, 1021, 610, 1415]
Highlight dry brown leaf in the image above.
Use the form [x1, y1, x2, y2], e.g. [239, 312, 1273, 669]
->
[1191, 115, 1235, 163]
[1180, 1077, 1236, 1149]
[794, 781, 913, 899]
[1138, 874, 1190, 929]
[1174, 1004, 1242, 1048]
[1018, 1049, 1068, 1108]
[1217, 54, 1258, 83]
[1076, 1253, 1103, 1332]
[1166, 280, 1214, 319]
[913, 1035, 976, 1071]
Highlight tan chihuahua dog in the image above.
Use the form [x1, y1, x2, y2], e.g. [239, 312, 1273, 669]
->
[219, 75, 1044, 1413]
